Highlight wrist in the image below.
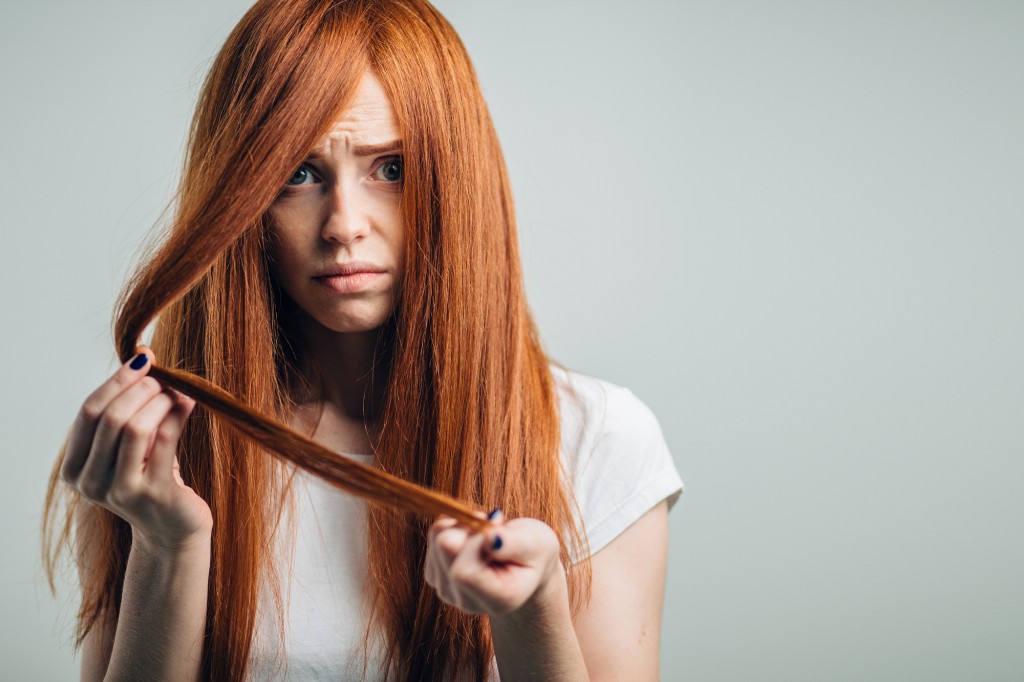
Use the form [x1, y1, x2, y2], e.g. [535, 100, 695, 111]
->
[492, 560, 570, 631]
[132, 525, 212, 559]
[489, 563, 589, 682]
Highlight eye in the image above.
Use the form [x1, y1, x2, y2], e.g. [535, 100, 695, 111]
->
[286, 163, 320, 187]
[374, 156, 403, 183]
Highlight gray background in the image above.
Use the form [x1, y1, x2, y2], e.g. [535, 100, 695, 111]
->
[2, 1, 1021, 679]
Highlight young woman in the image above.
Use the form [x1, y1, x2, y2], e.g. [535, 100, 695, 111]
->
[42, 1, 683, 680]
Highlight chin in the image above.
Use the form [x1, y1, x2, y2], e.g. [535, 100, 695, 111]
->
[311, 305, 394, 335]
[322, 320, 390, 334]
[278, 283, 397, 337]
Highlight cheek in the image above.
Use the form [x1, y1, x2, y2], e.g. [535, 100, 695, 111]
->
[266, 212, 306, 279]
[387, 212, 407, 268]
[275, 241, 307, 281]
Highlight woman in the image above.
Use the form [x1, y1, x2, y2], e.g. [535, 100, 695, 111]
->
[42, 0, 683, 679]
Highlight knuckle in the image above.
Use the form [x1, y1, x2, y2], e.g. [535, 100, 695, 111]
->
[58, 456, 73, 481]
[79, 400, 103, 422]
[79, 480, 104, 500]
[152, 428, 177, 448]
[140, 377, 161, 392]
[438, 535, 462, 557]
[99, 408, 130, 431]
[110, 369, 135, 389]
[106, 488, 126, 507]
[122, 420, 151, 442]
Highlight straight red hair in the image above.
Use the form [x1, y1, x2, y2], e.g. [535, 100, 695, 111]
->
[42, 1, 589, 680]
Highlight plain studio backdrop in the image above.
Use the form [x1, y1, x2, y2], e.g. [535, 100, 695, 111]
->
[2, 1, 1021, 679]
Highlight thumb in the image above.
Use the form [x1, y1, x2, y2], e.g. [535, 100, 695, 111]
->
[133, 343, 159, 368]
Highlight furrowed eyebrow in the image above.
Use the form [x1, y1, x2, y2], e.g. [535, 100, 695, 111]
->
[308, 139, 403, 159]
[353, 140, 403, 156]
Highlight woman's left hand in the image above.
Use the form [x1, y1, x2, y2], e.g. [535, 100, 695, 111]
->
[424, 511, 565, 617]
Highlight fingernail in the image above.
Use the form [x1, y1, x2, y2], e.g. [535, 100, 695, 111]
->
[487, 508, 502, 521]
[492, 535, 503, 551]
[129, 354, 148, 370]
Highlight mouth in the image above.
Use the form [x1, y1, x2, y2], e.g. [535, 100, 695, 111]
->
[311, 260, 390, 294]
[313, 261, 388, 278]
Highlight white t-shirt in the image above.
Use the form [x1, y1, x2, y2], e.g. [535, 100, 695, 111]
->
[247, 366, 684, 680]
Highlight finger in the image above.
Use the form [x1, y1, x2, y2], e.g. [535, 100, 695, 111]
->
[425, 515, 473, 591]
[424, 538, 440, 589]
[76, 375, 164, 499]
[425, 522, 454, 594]
[447, 532, 495, 602]
[481, 519, 558, 567]
[428, 516, 461, 557]
[434, 523, 471, 566]
[62, 348, 155, 482]
[431, 525, 478, 605]
[427, 515, 458, 546]
[144, 390, 195, 485]
[110, 389, 177, 494]
[450, 531, 489, 577]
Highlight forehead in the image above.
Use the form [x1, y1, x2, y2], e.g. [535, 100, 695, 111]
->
[311, 71, 400, 152]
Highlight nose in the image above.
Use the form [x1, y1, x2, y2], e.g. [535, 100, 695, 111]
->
[321, 183, 370, 245]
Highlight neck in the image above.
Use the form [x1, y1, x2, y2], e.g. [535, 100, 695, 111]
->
[292, 316, 392, 422]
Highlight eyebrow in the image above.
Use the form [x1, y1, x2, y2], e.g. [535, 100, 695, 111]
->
[308, 139, 403, 159]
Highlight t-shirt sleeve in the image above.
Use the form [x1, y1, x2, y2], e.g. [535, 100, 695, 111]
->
[567, 384, 684, 562]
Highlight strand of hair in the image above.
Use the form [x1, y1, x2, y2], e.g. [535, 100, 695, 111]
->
[148, 364, 489, 532]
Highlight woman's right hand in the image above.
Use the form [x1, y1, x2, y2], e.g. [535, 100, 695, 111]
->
[60, 346, 212, 551]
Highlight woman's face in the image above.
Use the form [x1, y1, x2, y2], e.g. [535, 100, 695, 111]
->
[266, 70, 404, 334]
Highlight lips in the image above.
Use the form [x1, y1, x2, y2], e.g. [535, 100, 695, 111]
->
[313, 261, 387, 278]
[312, 261, 389, 294]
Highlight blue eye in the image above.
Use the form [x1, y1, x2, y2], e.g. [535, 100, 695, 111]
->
[286, 163, 318, 186]
[375, 157, 403, 183]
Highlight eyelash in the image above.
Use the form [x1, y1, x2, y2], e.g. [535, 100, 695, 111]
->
[284, 156, 404, 188]
[374, 156, 404, 184]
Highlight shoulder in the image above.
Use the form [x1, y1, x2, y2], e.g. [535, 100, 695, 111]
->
[550, 365, 665, 450]
[549, 363, 673, 469]
[548, 364, 684, 560]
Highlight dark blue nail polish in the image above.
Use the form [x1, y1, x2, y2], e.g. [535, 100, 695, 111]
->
[487, 508, 502, 521]
[492, 535, 503, 551]
[129, 354, 147, 370]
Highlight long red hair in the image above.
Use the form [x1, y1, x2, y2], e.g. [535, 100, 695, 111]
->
[42, 1, 589, 680]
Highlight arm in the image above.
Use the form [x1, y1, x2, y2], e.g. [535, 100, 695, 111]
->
[568, 501, 668, 681]
[87, 532, 211, 682]
[63, 348, 212, 681]
[488, 564, 588, 681]
[80, 529, 212, 682]
[425, 501, 670, 681]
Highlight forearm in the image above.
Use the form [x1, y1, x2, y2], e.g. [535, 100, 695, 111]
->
[490, 567, 589, 682]
[103, 531, 211, 682]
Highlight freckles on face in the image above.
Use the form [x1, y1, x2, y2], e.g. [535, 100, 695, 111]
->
[265, 70, 406, 334]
